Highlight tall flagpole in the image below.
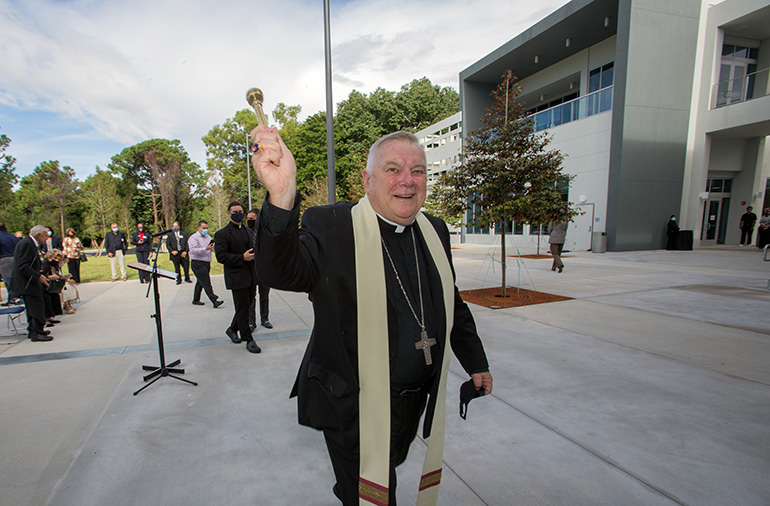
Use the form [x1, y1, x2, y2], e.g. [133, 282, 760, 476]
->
[323, 0, 336, 204]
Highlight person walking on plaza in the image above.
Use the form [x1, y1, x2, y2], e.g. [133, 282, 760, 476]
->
[131, 223, 153, 284]
[188, 220, 223, 308]
[214, 202, 260, 354]
[0, 221, 21, 305]
[167, 221, 191, 285]
[104, 223, 127, 281]
[757, 207, 770, 249]
[246, 208, 272, 330]
[10, 225, 53, 341]
[548, 220, 568, 272]
[62, 228, 84, 283]
[251, 126, 492, 505]
[739, 206, 758, 246]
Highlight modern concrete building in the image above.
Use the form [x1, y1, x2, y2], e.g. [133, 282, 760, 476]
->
[455, 0, 770, 251]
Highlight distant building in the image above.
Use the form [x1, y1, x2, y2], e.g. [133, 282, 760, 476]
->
[453, 0, 770, 251]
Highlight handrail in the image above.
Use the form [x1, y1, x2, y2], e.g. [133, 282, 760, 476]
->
[712, 67, 769, 109]
[525, 86, 613, 132]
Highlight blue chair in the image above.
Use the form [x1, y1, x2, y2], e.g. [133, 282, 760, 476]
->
[0, 303, 26, 342]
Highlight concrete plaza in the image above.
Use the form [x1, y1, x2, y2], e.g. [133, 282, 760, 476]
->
[1, 244, 769, 506]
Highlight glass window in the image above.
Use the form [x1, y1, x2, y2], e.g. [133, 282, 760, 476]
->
[749, 47, 759, 60]
[723, 179, 732, 193]
[722, 44, 734, 56]
[589, 68, 601, 93]
[601, 62, 614, 89]
[513, 221, 524, 235]
[733, 46, 748, 59]
[710, 179, 723, 192]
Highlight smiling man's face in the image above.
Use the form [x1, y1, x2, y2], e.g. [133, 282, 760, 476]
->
[362, 139, 427, 226]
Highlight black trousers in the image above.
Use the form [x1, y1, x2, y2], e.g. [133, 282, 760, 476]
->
[22, 293, 46, 335]
[229, 285, 256, 341]
[322, 383, 430, 506]
[248, 283, 270, 326]
[170, 253, 190, 281]
[191, 260, 218, 303]
[135, 251, 151, 282]
[740, 227, 754, 245]
[67, 258, 81, 283]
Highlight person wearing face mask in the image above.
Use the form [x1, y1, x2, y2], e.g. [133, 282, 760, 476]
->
[188, 220, 223, 308]
[246, 208, 272, 330]
[131, 223, 153, 284]
[43, 226, 63, 253]
[666, 215, 679, 250]
[214, 202, 261, 353]
[104, 222, 128, 281]
[166, 221, 192, 285]
[62, 228, 84, 283]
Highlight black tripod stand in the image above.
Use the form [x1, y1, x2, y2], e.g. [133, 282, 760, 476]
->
[130, 232, 198, 396]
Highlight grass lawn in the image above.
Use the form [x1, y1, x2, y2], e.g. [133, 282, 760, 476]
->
[74, 251, 225, 283]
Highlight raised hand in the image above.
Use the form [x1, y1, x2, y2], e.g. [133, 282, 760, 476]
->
[250, 125, 297, 210]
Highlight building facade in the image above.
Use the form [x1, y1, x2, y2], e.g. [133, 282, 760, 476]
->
[455, 0, 770, 251]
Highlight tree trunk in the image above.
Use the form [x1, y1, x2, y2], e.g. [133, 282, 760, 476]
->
[501, 218, 507, 298]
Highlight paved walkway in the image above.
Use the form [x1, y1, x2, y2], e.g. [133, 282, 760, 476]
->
[1, 245, 769, 506]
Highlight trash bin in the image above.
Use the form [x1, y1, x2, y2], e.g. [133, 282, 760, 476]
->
[592, 231, 607, 253]
[676, 230, 693, 250]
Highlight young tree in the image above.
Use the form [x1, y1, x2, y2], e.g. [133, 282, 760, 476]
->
[434, 71, 576, 296]
[0, 129, 24, 231]
[17, 161, 78, 237]
[80, 167, 124, 241]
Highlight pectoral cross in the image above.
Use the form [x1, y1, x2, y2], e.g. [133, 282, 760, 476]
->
[415, 329, 437, 366]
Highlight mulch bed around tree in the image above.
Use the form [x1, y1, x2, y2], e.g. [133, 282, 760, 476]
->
[460, 286, 572, 309]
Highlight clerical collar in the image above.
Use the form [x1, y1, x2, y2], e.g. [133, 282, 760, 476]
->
[375, 213, 414, 234]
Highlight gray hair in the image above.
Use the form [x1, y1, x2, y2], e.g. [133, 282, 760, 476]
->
[30, 225, 47, 237]
[365, 131, 423, 174]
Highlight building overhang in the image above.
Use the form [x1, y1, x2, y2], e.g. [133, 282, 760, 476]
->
[460, 0, 619, 86]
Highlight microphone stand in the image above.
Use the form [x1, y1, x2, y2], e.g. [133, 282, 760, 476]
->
[134, 232, 198, 395]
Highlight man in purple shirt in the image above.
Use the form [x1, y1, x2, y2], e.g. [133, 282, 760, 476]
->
[188, 220, 224, 308]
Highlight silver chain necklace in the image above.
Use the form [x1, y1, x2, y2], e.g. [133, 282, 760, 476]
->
[380, 227, 436, 365]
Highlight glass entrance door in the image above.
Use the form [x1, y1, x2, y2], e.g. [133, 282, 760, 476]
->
[701, 197, 731, 244]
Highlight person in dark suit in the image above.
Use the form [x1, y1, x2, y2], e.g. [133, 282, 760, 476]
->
[131, 223, 153, 284]
[10, 225, 53, 341]
[43, 226, 63, 253]
[251, 127, 492, 505]
[246, 208, 272, 330]
[214, 203, 260, 354]
[167, 221, 191, 285]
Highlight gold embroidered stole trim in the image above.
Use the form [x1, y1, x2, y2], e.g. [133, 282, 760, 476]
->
[352, 197, 454, 506]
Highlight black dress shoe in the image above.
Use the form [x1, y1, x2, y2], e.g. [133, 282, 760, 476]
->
[213, 300, 224, 309]
[225, 328, 241, 343]
[246, 341, 262, 353]
[45, 322, 55, 328]
[249, 323, 257, 332]
[41, 330, 51, 335]
[185, 279, 193, 283]
[29, 333, 53, 342]
[49, 319, 61, 324]
[192, 300, 204, 306]
[261, 320, 273, 329]
[176, 279, 182, 285]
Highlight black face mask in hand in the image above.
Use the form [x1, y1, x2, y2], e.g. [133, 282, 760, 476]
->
[459, 379, 486, 420]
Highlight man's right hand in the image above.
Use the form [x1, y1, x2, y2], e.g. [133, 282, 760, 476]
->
[39, 275, 49, 286]
[250, 125, 297, 210]
[243, 248, 255, 261]
[107, 253, 113, 258]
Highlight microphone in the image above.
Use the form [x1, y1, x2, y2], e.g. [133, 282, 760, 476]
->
[153, 228, 174, 237]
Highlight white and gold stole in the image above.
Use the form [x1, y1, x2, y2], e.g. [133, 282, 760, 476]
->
[352, 196, 454, 506]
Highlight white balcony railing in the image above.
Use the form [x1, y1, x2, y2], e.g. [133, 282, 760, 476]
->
[712, 67, 769, 109]
[526, 86, 614, 132]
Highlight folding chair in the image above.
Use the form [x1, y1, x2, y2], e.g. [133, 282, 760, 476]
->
[0, 304, 26, 344]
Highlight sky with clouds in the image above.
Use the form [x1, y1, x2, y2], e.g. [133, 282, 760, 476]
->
[0, 0, 567, 182]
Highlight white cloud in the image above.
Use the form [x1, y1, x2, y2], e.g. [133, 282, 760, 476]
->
[0, 0, 568, 176]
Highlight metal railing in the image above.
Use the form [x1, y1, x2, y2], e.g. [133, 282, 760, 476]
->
[526, 86, 614, 132]
[712, 67, 769, 109]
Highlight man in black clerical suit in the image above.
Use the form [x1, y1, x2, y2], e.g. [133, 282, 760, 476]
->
[214, 202, 261, 354]
[166, 221, 191, 285]
[131, 223, 153, 283]
[251, 127, 493, 505]
[10, 225, 53, 341]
